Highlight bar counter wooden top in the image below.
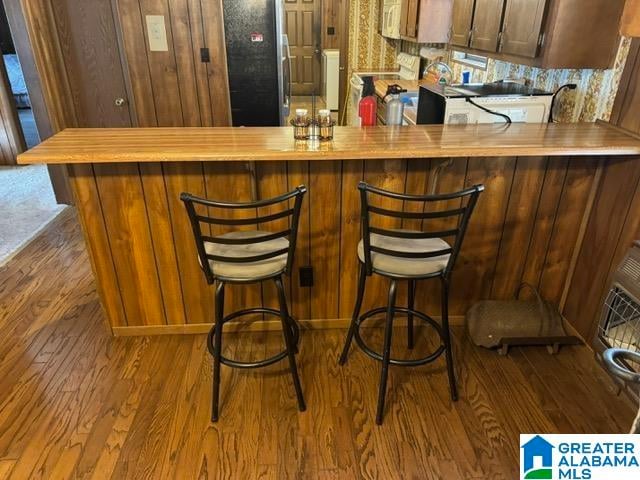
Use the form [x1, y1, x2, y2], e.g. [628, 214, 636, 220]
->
[17, 122, 640, 164]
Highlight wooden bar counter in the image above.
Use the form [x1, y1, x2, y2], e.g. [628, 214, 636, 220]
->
[18, 123, 640, 336]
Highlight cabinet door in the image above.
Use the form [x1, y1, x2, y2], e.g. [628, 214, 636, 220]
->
[470, 0, 505, 52]
[417, 0, 455, 43]
[500, 0, 547, 57]
[400, 0, 420, 39]
[450, 0, 475, 46]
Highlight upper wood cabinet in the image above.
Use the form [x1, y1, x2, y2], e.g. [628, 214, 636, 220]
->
[383, 0, 452, 43]
[416, 0, 454, 43]
[399, 0, 420, 38]
[500, 0, 546, 57]
[469, 0, 505, 52]
[450, 0, 474, 46]
[621, 0, 640, 37]
[449, 0, 626, 69]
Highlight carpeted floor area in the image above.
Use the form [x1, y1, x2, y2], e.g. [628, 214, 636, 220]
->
[0, 164, 65, 266]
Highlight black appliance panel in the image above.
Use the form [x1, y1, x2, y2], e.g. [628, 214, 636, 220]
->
[223, 0, 280, 126]
[417, 86, 446, 125]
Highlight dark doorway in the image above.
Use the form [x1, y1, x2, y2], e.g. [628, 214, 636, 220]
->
[0, 1, 38, 151]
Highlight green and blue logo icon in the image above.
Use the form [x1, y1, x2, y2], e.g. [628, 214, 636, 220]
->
[521, 435, 554, 479]
[520, 433, 640, 479]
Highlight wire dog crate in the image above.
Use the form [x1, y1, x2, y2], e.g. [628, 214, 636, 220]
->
[596, 241, 640, 395]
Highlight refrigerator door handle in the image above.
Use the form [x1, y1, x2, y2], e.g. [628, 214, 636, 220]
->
[285, 34, 292, 108]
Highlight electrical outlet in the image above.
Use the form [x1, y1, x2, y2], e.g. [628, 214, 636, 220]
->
[299, 266, 314, 287]
[327, 26, 335, 35]
[200, 48, 210, 63]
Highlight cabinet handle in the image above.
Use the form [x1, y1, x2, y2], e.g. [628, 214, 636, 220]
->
[538, 32, 546, 49]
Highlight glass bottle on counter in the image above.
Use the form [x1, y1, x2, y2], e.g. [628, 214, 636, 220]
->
[358, 76, 377, 127]
[292, 108, 310, 140]
[317, 109, 334, 141]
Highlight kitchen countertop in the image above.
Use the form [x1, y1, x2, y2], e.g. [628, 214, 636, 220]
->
[374, 79, 426, 125]
[17, 122, 640, 164]
[374, 79, 426, 99]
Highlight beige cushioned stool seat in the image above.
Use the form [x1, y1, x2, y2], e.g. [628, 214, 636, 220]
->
[357, 231, 450, 277]
[204, 230, 289, 280]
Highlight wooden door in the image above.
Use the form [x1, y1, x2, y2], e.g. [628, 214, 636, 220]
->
[50, 0, 132, 127]
[285, 0, 321, 96]
[450, 0, 475, 47]
[500, 0, 547, 57]
[470, 0, 505, 52]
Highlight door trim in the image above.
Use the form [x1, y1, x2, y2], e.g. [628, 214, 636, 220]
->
[3, 0, 74, 203]
[0, 53, 26, 165]
[338, 0, 350, 122]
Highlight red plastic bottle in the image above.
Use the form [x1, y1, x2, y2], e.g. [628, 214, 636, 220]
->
[358, 76, 377, 127]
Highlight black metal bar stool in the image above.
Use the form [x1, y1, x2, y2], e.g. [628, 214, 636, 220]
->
[339, 181, 484, 424]
[181, 186, 307, 422]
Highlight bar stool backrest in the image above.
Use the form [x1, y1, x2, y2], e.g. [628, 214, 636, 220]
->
[358, 181, 484, 278]
[181, 186, 307, 284]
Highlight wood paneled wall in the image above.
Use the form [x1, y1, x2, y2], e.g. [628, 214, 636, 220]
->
[563, 39, 640, 341]
[113, 0, 231, 127]
[322, 0, 343, 49]
[10, 0, 342, 140]
[69, 156, 600, 334]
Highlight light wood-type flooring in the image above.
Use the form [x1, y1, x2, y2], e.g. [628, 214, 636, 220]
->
[0, 208, 635, 479]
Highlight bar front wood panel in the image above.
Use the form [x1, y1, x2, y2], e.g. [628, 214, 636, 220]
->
[562, 40, 640, 342]
[71, 157, 602, 333]
[563, 156, 640, 340]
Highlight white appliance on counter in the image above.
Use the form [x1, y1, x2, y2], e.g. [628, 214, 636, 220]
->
[381, 0, 402, 39]
[417, 83, 553, 125]
[349, 53, 420, 126]
[322, 49, 340, 111]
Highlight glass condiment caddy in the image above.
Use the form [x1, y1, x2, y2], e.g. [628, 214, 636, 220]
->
[290, 97, 335, 142]
[290, 108, 311, 140]
[316, 109, 335, 141]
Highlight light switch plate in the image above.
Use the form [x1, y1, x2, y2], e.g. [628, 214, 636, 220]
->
[146, 15, 169, 52]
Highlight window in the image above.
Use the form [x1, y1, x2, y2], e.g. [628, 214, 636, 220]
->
[452, 51, 488, 70]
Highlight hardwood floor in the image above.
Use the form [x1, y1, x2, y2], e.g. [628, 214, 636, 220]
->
[0, 208, 635, 479]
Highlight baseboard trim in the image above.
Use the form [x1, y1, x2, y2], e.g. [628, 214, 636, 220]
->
[111, 315, 466, 336]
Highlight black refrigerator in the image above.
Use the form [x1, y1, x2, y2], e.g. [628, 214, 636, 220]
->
[223, 0, 290, 126]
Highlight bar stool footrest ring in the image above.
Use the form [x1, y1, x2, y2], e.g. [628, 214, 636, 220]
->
[354, 307, 445, 367]
[207, 307, 300, 369]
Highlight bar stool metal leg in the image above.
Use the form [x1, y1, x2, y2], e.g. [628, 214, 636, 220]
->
[408, 280, 416, 350]
[274, 276, 306, 412]
[211, 281, 225, 422]
[339, 262, 367, 365]
[441, 279, 458, 401]
[376, 279, 398, 425]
